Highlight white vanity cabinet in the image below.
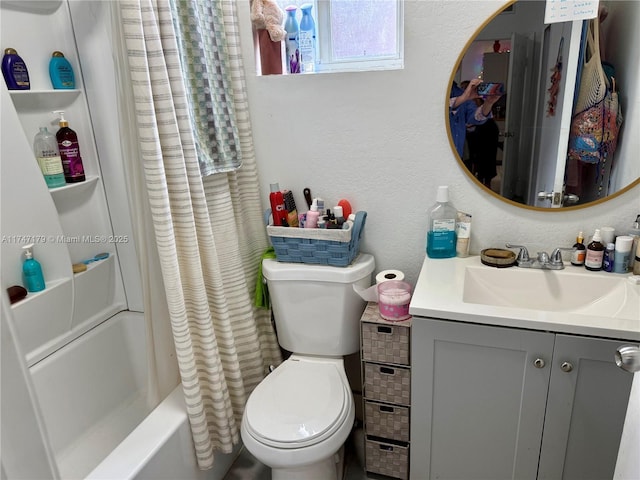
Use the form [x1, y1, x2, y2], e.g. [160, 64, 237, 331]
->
[411, 318, 634, 480]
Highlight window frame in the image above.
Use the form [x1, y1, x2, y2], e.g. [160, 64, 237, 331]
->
[275, 0, 404, 74]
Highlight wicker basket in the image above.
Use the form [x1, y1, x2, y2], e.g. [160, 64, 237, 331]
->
[365, 400, 410, 442]
[365, 438, 409, 480]
[266, 211, 366, 267]
[363, 362, 411, 406]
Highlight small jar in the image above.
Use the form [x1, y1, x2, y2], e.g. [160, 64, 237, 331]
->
[377, 280, 412, 322]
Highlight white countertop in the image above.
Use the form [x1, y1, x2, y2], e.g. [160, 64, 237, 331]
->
[409, 255, 640, 341]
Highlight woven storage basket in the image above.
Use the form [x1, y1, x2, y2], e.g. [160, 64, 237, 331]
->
[362, 322, 410, 366]
[365, 438, 409, 480]
[365, 400, 410, 443]
[363, 362, 411, 406]
[266, 211, 366, 267]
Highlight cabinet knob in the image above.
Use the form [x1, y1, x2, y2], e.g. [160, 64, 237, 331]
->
[561, 361, 573, 373]
[534, 358, 545, 368]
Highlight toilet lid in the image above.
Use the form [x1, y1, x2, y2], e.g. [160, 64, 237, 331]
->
[244, 359, 350, 448]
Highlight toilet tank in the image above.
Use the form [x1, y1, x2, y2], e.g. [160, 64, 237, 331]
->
[262, 253, 375, 356]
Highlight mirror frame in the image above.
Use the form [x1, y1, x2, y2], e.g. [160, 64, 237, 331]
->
[446, 0, 640, 212]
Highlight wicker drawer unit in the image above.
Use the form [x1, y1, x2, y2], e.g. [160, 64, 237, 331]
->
[365, 438, 410, 480]
[360, 301, 412, 480]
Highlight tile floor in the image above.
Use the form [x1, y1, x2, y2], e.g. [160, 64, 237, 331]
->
[223, 428, 372, 480]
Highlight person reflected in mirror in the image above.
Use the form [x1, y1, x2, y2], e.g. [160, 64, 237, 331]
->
[449, 78, 501, 160]
[468, 111, 500, 188]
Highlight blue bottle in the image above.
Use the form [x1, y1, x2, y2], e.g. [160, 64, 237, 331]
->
[299, 4, 316, 73]
[22, 244, 45, 292]
[284, 6, 300, 74]
[2, 48, 30, 90]
[49, 51, 75, 89]
[426, 186, 457, 258]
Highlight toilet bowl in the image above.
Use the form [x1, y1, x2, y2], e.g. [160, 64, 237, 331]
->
[241, 356, 354, 480]
[241, 253, 375, 479]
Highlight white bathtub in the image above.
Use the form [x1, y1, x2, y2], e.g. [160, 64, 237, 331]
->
[29, 311, 239, 480]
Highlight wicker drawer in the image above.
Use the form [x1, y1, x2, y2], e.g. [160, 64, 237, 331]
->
[365, 438, 409, 480]
[363, 362, 411, 405]
[362, 321, 410, 365]
[365, 400, 410, 443]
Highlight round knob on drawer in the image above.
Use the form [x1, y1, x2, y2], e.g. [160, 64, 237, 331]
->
[561, 361, 574, 373]
[534, 358, 545, 368]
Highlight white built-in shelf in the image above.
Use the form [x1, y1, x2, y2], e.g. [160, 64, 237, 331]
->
[49, 175, 99, 198]
[9, 89, 81, 111]
[10, 277, 70, 311]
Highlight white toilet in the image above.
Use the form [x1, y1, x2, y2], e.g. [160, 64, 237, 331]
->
[241, 253, 375, 480]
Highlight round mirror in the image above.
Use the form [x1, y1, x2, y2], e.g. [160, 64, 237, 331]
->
[447, 0, 639, 210]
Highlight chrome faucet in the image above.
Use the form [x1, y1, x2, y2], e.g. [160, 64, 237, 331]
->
[506, 244, 573, 270]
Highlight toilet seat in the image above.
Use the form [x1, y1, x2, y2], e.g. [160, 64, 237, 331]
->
[244, 359, 351, 449]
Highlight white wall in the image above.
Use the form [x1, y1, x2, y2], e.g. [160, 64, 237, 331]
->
[237, 0, 640, 286]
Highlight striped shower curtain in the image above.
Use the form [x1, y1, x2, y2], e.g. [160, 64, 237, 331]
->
[117, 0, 282, 469]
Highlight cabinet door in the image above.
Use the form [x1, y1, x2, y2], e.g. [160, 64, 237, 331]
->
[538, 335, 634, 480]
[411, 318, 554, 480]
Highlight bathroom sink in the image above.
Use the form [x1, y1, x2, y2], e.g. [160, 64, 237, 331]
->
[462, 265, 638, 320]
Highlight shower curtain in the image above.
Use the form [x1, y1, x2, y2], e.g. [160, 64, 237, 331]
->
[115, 0, 282, 469]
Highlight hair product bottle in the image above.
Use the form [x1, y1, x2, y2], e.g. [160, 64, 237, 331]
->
[22, 244, 45, 292]
[49, 51, 75, 89]
[33, 127, 66, 188]
[299, 3, 316, 73]
[269, 183, 288, 226]
[570, 231, 586, 266]
[2, 48, 30, 90]
[426, 186, 457, 258]
[54, 111, 85, 183]
[284, 6, 300, 74]
[584, 229, 604, 271]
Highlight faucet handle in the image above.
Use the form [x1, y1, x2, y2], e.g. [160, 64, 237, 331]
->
[550, 247, 574, 267]
[505, 243, 530, 264]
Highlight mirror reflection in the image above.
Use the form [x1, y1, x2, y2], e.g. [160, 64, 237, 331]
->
[449, 0, 639, 209]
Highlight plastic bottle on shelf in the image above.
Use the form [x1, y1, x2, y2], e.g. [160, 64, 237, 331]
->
[49, 51, 75, 89]
[54, 111, 86, 183]
[2, 48, 30, 90]
[22, 244, 45, 292]
[33, 127, 66, 188]
[284, 6, 300, 74]
[603, 243, 615, 272]
[426, 186, 457, 258]
[299, 4, 316, 73]
[584, 229, 604, 271]
[269, 183, 288, 226]
[570, 231, 586, 266]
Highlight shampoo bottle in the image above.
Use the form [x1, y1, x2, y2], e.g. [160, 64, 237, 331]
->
[22, 244, 45, 292]
[2, 48, 30, 90]
[49, 51, 75, 89]
[585, 229, 604, 271]
[54, 111, 85, 183]
[426, 186, 457, 258]
[33, 127, 66, 188]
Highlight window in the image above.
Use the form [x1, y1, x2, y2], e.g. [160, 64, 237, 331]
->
[271, 0, 403, 74]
